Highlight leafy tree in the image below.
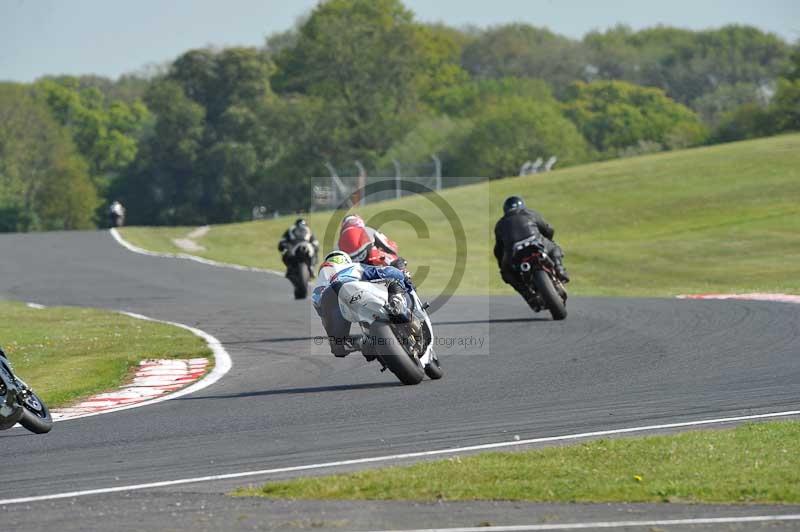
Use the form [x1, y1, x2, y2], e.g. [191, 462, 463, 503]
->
[114, 47, 279, 224]
[770, 78, 800, 133]
[581, 25, 641, 82]
[563, 81, 707, 154]
[377, 115, 474, 173]
[770, 48, 800, 132]
[691, 82, 769, 127]
[170, 47, 273, 121]
[40, 73, 153, 104]
[784, 47, 800, 82]
[34, 77, 150, 181]
[583, 25, 790, 107]
[711, 47, 800, 141]
[272, 0, 432, 162]
[461, 24, 586, 96]
[712, 103, 775, 142]
[115, 79, 206, 224]
[0, 83, 98, 231]
[34, 148, 98, 230]
[414, 23, 471, 107]
[430, 77, 556, 118]
[451, 97, 590, 178]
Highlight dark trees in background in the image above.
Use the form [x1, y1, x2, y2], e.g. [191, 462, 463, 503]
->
[562, 81, 708, 155]
[461, 24, 587, 97]
[112, 47, 278, 225]
[3, 0, 798, 229]
[0, 84, 98, 231]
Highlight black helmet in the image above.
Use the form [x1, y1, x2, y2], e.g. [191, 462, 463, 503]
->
[503, 196, 525, 214]
[295, 218, 307, 226]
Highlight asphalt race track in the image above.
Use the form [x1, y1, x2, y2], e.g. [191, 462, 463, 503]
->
[1, 230, 799, 531]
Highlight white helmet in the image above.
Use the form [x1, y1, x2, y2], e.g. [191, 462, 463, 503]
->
[323, 250, 352, 266]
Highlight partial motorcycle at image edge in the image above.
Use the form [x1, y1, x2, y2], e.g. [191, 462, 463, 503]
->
[511, 234, 568, 320]
[336, 279, 443, 385]
[286, 240, 316, 299]
[0, 348, 53, 434]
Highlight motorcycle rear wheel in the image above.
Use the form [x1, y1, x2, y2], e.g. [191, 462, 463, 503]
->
[19, 390, 53, 434]
[533, 270, 567, 321]
[369, 321, 424, 385]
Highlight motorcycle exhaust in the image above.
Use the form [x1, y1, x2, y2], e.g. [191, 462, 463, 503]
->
[520, 262, 531, 272]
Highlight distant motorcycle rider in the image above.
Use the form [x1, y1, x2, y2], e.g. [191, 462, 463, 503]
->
[337, 214, 407, 270]
[109, 201, 125, 227]
[278, 218, 320, 269]
[494, 196, 570, 296]
[312, 250, 415, 358]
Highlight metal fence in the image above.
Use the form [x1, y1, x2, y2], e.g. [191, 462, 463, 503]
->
[310, 158, 485, 211]
[253, 152, 559, 218]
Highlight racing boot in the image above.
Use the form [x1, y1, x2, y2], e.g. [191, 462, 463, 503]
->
[550, 247, 570, 283]
[555, 261, 570, 283]
[332, 334, 367, 358]
[345, 334, 366, 353]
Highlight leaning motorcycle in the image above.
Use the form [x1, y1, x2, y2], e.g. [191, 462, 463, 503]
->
[337, 280, 442, 385]
[109, 211, 125, 228]
[511, 235, 568, 320]
[286, 241, 316, 299]
[0, 348, 53, 434]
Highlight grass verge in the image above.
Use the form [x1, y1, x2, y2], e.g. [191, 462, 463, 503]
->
[120, 134, 800, 297]
[235, 421, 800, 504]
[0, 300, 211, 408]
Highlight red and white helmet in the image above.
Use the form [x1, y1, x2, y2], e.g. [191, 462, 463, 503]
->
[341, 214, 365, 230]
[338, 221, 372, 263]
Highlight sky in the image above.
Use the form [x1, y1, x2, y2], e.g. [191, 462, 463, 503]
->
[1, 0, 798, 82]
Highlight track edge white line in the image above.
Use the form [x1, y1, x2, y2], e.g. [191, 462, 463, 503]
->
[109, 228, 281, 275]
[366, 514, 800, 532]
[17, 306, 233, 424]
[2, 409, 798, 506]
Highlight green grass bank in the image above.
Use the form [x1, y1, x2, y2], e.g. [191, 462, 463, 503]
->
[236, 421, 800, 504]
[0, 301, 211, 408]
[121, 134, 800, 297]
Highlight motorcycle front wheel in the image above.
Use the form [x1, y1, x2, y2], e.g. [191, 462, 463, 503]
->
[369, 321, 424, 385]
[19, 389, 53, 434]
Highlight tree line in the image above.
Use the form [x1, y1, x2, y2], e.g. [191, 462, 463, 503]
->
[1, 0, 798, 229]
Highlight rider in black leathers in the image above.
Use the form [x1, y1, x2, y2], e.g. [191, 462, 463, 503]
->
[494, 196, 569, 298]
[278, 218, 320, 269]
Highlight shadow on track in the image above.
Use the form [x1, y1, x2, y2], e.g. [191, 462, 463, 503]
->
[179, 381, 399, 401]
[0, 431, 38, 439]
[436, 316, 550, 326]
[224, 336, 317, 345]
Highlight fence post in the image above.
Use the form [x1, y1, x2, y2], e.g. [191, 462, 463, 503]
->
[355, 160, 367, 206]
[431, 154, 442, 191]
[325, 161, 354, 208]
[392, 159, 402, 200]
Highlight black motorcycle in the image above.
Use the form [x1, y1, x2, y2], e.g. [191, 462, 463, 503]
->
[286, 241, 316, 299]
[0, 347, 53, 434]
[511, 235, 568, 320]
[109, 211, 125, 228]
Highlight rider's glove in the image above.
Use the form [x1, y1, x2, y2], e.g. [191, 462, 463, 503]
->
[388, 293, 407, 316]
[403, 274, 415, 293]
